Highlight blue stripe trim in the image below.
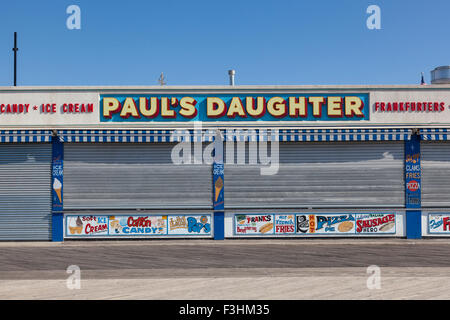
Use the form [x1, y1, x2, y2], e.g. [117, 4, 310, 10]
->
[9, 128, 411, 143]
[419, 128, 450, 141]
[0, 130, 52, 143]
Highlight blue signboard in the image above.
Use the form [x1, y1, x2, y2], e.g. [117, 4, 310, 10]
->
[52, 137, 63, 212]
[100, 94, 369, 123]
[213, 163, 224, 211]
[405, 135, 421, 208]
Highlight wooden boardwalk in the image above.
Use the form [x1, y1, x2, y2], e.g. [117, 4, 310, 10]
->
[0, 239, 450, 299]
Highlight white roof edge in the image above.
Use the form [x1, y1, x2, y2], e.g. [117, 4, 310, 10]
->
[0, 84, 449, 91]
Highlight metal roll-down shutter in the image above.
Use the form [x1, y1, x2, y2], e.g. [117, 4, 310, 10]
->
[422, 141, 450, 207]
[224, 141, 404, 209]
[64, 143, 212, 210]
[0, 144, 52, 240]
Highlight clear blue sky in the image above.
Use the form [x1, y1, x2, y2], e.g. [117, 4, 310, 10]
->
[0, 0, 448, 86]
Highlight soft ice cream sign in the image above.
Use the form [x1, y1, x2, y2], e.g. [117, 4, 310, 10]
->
[100, 94, 369, 123]
[66, 216, 108, 236]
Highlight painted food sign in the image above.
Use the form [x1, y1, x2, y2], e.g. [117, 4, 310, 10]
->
[65, 214, 212, 237]
[235, 214, 274, 235]
[355, 213, 396, 234]
[66, 215, 109, 236]
[167, 215, 211, 235]
[274, 215, 296, 234]
[296, 215, 312, 234]
[313, 214, 356, 234]
[428, 213, 450, 234]
[235, 213, 397, 236]
[109, 216, 166, 235]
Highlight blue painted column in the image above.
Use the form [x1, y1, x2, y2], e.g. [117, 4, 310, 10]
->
[405, 134, 421, 239]
[213, 129, 225, 240]
[51, 135, 64, 242]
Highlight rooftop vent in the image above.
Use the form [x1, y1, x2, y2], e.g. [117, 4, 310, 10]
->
[431, 66, 450, 84]
[228, 69, 235, 86]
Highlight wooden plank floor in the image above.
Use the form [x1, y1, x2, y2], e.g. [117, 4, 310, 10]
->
[1, 240, 450, 299]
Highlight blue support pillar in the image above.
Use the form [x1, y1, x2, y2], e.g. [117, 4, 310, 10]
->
[406, 210, 422, 239]
[213, 211, 224, 240]
[52, 213, 63, 242]
[405, 134, 421, 239]
[213, 129, 225, 240]
[51, 135, 64, 242]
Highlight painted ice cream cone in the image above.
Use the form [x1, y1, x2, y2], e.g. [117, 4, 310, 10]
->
[55, 188, 62, 203]
[214, 177, 223, 202]
[69, 216, 83, 234]
[75, 216, 83, 234]
[53, 178, 62, 203]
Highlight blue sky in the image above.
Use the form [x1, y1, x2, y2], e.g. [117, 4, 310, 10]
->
[0, 0, 448, 86]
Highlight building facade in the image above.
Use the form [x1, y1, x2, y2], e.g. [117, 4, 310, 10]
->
[0, 85, 449, 240]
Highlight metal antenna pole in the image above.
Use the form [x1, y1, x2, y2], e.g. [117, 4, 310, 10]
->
[12, 32, 18, 86]
[158, 72, 167, 86]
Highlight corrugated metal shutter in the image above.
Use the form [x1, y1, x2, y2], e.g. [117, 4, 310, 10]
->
[422, 141, 450, 207]
[0, 144, 52, 240]
[64, 143, 212, 209]
[224, 141, 404, 208]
